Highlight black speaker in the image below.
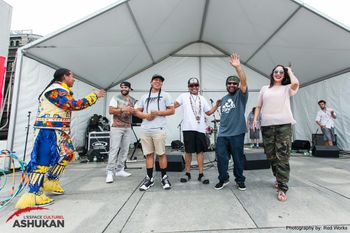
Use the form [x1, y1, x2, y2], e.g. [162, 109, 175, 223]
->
[312, 145, 339, 158]
[244, 152, 270, 170]
[155, 154, 185, 172]
[312, 133, 337, 146]
[292, 140, 311, 151]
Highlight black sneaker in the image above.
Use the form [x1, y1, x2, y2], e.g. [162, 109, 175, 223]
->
[214, 180, 230, 190]
[236, 182, 246, 191]
[198, 174, 209, 185]
[180, 173, 191, 183]
[161, 175, 171, 190]
[139, 176, 154, 191]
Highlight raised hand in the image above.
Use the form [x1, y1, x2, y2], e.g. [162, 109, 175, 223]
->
[285, 66, 293, 74]
[229, 53, 241, 68]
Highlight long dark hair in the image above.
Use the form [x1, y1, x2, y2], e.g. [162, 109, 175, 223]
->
[38, 68, 71, 100]
[145, 87, 161, 113]
[269, 64, 290, 88]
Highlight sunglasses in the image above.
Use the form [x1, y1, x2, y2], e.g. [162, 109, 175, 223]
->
[227, 82, 238, 86]
[273, 70, 284, 74]
[188, 84, 199, 88]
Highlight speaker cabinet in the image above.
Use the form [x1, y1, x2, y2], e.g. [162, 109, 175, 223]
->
[155, 154, 185, 172]
[312, 133, 337, 146]
[312, 145, 339, 158]
[292, 140, 311, 151]
[244, 152, 270, 170]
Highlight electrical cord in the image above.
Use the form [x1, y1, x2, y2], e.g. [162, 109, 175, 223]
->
[0, 150, 28, 210]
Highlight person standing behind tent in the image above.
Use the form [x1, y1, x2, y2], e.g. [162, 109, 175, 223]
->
[214, 53, 248, 191]
[174, 77, 221, 185]
[315, 100, 336, 146]
[134, 74, 175, 191]
[105, 81, 136, 183]
[16, 68, 105, 209]
[247, 107, 262, 148]
[253, 65, 299, 202]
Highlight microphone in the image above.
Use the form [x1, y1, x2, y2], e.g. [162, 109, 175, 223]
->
[210, 98, 214, 104]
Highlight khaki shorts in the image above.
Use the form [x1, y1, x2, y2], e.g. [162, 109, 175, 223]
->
[140, 131, 167, 155]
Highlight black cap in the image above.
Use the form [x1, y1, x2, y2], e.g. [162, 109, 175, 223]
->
[120, 81, 133, 90]
[151, 74, 165, 82]
[188, 77, 199, 86]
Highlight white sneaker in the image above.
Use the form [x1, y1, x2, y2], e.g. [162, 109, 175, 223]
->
[115, 170, 131, 177]
[106, 171, 114, 183]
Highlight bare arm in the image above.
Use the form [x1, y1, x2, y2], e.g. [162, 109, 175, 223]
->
[205, 100, 221, 116]
[134, 108, 155, 121]
[286, 67, 299, 91]
[174, 101, 181, 109]
[316, 120, 324, 128]
[151, 105, 175, 117]
[109, 106, 122, 115]
[230, 53, 247, 93]
[109, 105, 134, 115]
[252, 106, 261, 131]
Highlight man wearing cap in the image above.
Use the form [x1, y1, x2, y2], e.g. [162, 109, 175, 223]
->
[106, 81, 136, 183]
[135, 74, 175, 191]
[315, 100, 337, 146]
[174, 78, 220, 184]
[214, 53, 248, 191]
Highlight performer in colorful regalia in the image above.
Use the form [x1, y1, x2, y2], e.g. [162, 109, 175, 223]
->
[16, 68, 105, 209]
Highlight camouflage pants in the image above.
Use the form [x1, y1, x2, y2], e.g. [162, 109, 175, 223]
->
[261, 124, 292, 192]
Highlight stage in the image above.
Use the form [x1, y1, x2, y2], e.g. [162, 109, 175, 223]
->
[1, 147, 350, 233]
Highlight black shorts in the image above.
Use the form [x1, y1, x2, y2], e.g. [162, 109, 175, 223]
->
[249, 129, 260, 139]
[183, 131, 208, 154]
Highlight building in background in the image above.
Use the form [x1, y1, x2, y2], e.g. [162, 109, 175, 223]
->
[0, 30, 41, 140]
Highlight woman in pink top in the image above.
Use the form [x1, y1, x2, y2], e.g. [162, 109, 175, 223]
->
[253, 65, 299, 202]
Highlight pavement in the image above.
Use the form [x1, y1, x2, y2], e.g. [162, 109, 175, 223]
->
[0, 147, 350, 233]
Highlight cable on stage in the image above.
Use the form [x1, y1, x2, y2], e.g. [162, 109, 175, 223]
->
[0, 150, 28, 210]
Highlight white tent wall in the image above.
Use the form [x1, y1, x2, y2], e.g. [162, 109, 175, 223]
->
[8, 56, 105, 165]
[292, 73, 350, 151]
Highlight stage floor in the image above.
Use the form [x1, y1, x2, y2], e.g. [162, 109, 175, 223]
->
[1, 148, 350, 233]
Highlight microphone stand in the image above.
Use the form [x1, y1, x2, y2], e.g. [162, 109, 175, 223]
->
[177, 120, 183, 142]
[23, 111, 31, 162]
[209, 99, 219, 151]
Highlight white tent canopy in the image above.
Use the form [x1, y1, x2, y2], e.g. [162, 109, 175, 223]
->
[7, 0, 350, 162]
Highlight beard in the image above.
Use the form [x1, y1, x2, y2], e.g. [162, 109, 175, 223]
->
[227, 87, 238, 95]
[121, 90, 129, 96]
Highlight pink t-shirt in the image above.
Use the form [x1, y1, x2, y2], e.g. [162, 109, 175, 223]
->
[257, 84, 298, 126]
